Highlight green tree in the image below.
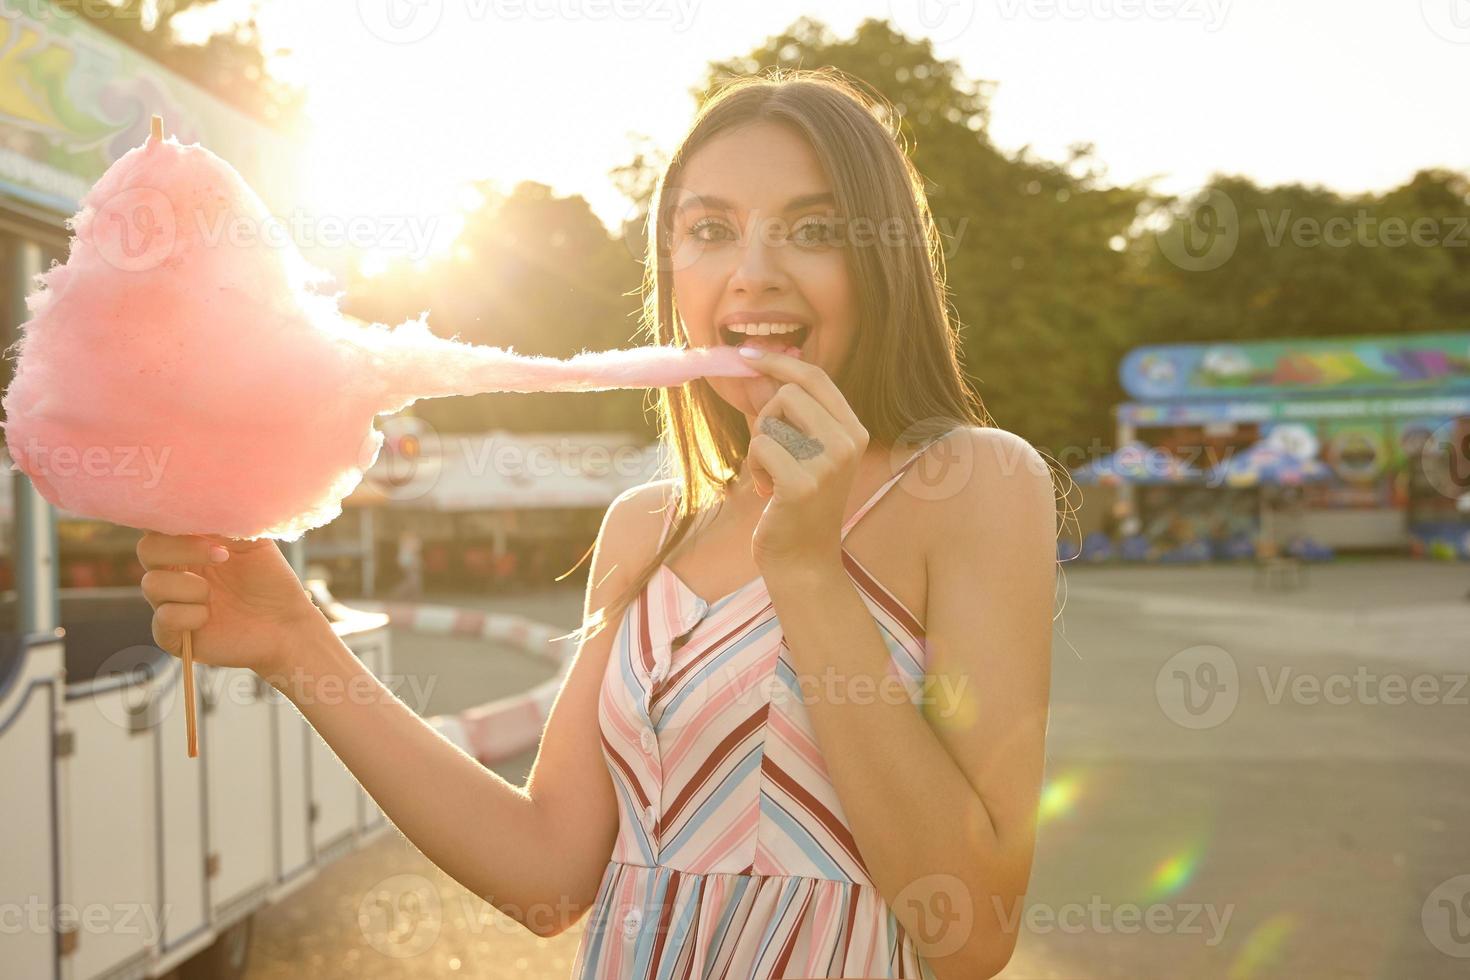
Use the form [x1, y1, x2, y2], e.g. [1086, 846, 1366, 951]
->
[692, 17, 1150, 457]
[343, 180, 652, 436]
[82, 0, 303, 126]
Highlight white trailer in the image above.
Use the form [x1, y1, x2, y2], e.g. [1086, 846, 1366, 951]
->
[0, 587, 393, 980]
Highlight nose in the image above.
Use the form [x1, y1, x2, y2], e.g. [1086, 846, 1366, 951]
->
[728, 211, 789, 296]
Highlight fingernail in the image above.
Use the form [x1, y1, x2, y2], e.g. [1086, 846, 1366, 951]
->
[738, 346, 763, 359]
[209, 545, 230, 563]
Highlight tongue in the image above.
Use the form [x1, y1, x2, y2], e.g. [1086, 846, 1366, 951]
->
[737, 334, 802, 356]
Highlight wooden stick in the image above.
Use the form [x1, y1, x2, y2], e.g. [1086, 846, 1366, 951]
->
[182, 629, 199, 758]
[150, 114, 163, 143]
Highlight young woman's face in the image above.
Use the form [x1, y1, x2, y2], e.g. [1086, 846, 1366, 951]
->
[669, 120, 857, 420]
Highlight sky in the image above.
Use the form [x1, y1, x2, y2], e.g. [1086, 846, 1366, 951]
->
[175, 0, 1470, 269]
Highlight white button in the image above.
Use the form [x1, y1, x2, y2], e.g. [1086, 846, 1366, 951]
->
[622, 907, 642, 937]
[650, 662, 667, 683]
[640, 729, 656, 753]
[644, 803, 657, 827]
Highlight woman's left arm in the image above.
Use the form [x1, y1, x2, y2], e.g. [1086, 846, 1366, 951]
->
[738, 347, 1055, 979]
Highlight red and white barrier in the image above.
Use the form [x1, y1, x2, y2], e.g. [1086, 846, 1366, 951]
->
[355, 600, 577, 765]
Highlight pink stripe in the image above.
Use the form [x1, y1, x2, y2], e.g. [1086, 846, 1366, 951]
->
[684, 809, 756, 869]
[766, 702, 828, 779]
[661, 655, 770, 773]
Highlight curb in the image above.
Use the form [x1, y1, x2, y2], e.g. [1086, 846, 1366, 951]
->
[356, 600, 576, 766]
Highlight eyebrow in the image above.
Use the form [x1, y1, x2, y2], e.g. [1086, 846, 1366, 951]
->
[686, 192, 836, 213]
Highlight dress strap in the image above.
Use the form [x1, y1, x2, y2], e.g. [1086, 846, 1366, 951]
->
[840, 434, 949, 541]
[655, 484, 680, 551]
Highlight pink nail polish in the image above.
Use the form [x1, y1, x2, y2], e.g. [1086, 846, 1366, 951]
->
[738, 346, 763, 359]
[209, 545, 230, 563]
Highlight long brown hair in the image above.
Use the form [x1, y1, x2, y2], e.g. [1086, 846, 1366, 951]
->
[568, 66, 995, 644]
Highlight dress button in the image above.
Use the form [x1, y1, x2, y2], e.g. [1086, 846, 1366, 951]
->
[644, 803, 657, 827]
[640, 729, 656, 754]
[622, 907, 642, 937]
[650, 662, 667, 683]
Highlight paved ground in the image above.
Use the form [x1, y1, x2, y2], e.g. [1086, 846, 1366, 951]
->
[245, 560, 1470, 978]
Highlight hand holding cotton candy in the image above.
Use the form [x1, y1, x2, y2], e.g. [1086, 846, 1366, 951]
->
[0, 120, 759, 542]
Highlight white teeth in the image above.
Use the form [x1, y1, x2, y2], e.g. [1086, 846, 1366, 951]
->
[725, 321, 804, 335]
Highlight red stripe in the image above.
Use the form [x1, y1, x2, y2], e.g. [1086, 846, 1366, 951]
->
[663, 706, 768, 827]
[647, 868, 680, 975]
[842, 548, 925, 642]
[763, 757, 870, 879]
[599, 732, 649, 810]
[452, 608, 486, 635]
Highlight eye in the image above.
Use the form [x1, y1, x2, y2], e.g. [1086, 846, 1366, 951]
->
[792, 216, 840, 247]
[687, 217, 735, 243]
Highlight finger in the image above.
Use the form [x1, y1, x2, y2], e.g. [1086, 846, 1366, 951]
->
[137, 532, 230, 569]
[152, 601, 209, 655]
[749, 433, 815, 500]
[140, 569, 210, 610]
[755, 383, 847, 456]
[736, 349, 859, 429]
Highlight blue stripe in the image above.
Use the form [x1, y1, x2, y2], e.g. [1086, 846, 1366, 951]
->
[661, 744, 762, 859]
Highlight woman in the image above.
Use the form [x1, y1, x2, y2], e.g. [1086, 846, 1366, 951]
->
[136, 69, 1058, 979]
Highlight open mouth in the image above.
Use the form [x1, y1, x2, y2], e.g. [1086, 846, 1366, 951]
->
[719, 323, 811, 357]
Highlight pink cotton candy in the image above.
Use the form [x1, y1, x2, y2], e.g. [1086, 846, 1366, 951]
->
[0, 132, 759, 541]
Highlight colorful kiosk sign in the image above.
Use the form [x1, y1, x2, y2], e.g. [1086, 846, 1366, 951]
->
[1115, 332, 1470, 558]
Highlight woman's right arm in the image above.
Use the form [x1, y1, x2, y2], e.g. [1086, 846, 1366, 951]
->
[137, 480, 673, 938]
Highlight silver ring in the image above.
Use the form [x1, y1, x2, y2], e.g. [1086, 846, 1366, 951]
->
[760, 416, 824, 460]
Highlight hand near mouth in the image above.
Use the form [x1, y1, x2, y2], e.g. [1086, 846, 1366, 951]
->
[735, 346, 869, 577]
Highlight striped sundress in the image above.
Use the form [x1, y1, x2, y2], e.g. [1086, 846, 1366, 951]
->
[571, 441, 943, 979]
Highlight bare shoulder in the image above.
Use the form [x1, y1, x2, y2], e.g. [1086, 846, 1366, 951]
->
[592, 478, 679, 582]
[910, 426, 1058, 546]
